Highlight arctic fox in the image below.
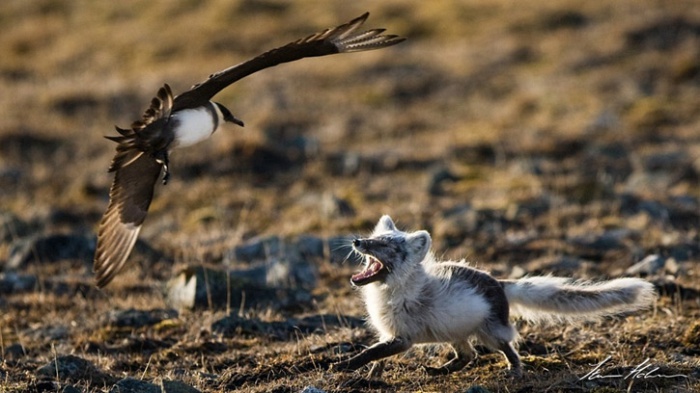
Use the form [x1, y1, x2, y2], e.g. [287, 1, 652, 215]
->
[331, 215, 657, 376]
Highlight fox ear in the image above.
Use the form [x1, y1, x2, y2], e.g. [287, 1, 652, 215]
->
[374, 215, 397, 233]
[407, 230, 431, 261]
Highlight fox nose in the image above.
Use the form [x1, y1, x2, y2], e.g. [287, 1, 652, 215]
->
[352, 239, 362, 247]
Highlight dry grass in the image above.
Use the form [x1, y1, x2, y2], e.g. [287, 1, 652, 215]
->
[1, 0, 699, 392]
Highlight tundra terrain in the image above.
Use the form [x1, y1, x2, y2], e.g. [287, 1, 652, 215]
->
[1, 1, 699, 392]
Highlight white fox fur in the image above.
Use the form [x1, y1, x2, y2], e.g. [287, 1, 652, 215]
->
[331, 215, 657, 376]
[502, 275, 657, 323]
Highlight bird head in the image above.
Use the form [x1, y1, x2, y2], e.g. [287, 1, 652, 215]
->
[214, 102, 244, 127]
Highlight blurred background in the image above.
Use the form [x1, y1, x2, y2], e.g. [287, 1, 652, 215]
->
[1, 0, 699, 391]
[2, 0, 699, 259]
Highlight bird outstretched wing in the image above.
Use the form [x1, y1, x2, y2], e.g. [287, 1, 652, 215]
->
[94, 152, 162, 288]
[94, 85, 173, 288]
[172, 12, 404, 110]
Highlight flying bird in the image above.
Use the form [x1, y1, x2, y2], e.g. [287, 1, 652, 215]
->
[94, 13, 404, 288]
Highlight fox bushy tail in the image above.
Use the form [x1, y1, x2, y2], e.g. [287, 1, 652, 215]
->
[500, 276, 657, 323]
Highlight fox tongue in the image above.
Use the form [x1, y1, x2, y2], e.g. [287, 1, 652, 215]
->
[351, 257, 384, 284]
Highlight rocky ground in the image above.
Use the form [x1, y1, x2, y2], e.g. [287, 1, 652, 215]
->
[1, 1, 699, 392]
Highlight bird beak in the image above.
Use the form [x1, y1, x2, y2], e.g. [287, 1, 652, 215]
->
[230, 115, 244, 127]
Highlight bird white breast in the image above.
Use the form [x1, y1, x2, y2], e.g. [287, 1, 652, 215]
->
[171, 107, 218, 149]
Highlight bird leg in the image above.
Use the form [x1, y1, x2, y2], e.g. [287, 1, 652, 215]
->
[153, 150, 170, 185]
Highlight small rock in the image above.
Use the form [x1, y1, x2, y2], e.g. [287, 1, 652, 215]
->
[28, 325, 69, 341]
[263, 251, 317, 289]
[321, 193, 355, 218]
[294, 235, 325, 258]
[107, 308, 178, 329]
[664, 243, 700, 262]
[31, 381, 59, 392]
[625, 17, 700, 51]
[8, 234, 95, 269]
[664, 257, 679, 275]
[300, 386, 327, 393]
[161, 379, 201, 393]
[211, 314, 290, 340]
[570, 230, 630, 251]
[36, 355, 115, 385]
[428, 166, 460, 196]
[3, 343, 26, 360]
[0, 212, 37, 244]
[0, 167, 22, 190]
[230, 236, 281, 263]
[509, 266, 526, 279]
[212, 313, 364, 340]
[433, 205, 479, 247]
[0, 272, 37, 294]
[546, 256, 582, 272]
[510, 195, 552, 219]
[653, 277, 700, 299]
[325, 151, 361, 176]
[109, 377, 160, 393]
[619, 194, 670, 223]
[626, 254, 665, 276]
[539, 10, 588, 31]
[165, 265, 313, 311]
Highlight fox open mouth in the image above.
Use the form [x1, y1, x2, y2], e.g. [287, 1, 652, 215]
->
[351, 256, 386, 286]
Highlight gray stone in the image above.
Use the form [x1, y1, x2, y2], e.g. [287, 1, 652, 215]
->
[230, 236, 281, 263]
[107, 308, 178, 329]
[0, 212, 37, 244]
[36, 355, 115, 385]
[109, 377, 160, 393]
[294, 235, 325, 258]
[428, 166, 460, 196]
[3, 343, 25, 360]
[165, 265, 313, 311]
[300, 386, 327, 393]
[212, 313, 364, 340]
[161, 379, 201, 393]
[626, 254, 665, 276]
[570, 229, 632, 252]
[262, 251, 317, 289]
[320, 193, 355, 218]
[325, 151, 361, 176]
[0, 272, 37, 294]
[8, 233, 95, 269]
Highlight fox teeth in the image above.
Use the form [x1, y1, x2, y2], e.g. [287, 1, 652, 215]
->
[350, 255, 385, 285]
[368, 256, 383, 272]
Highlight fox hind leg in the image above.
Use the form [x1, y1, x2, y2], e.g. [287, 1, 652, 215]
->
[423, 341, 476, 376]
[497, 340, 521, 376]
[476, 320, 521, 375]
